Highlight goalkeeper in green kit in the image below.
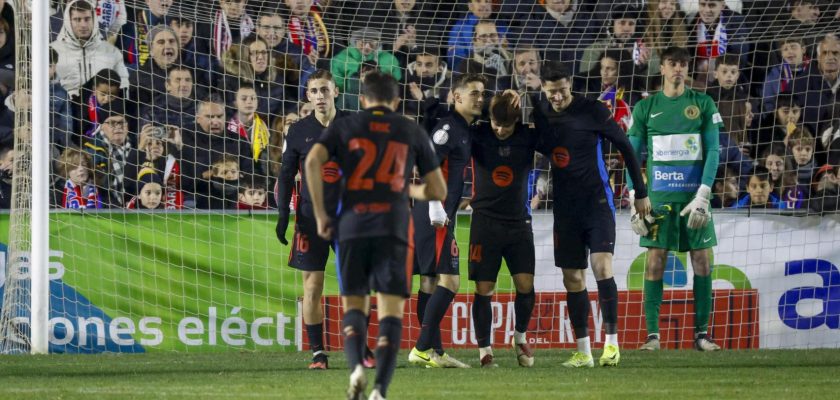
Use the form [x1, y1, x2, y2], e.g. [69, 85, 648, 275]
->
[626, 47, 722, 352]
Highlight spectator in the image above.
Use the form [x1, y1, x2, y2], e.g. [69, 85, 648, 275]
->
[126, 168, 164, 209]
[181, 96, 252, 201]
[52, 0, 130, 97]
[448, 0, 507, 71]
[195, 155, 241, 209]
[793, 35, 839, 139]
[95, 0, 127, 44]
[222, 36, 298, 118]
[267, 111, 298, 178]
[362, 0, 444, 69]
[55, 147, 103, 209]
[505, 46, 541, 124]
[254, 8, 300, 55]
[120, 0, 175, 68]
[712, 165, 740, 208]
[759, 142, 802, 204]
[455, 20, 512, 87]
[809, 164, 840, 213]
[83, 99, 133, 207]
[787, 126, 817, 190]
[330, 27, 401, 93]
[283, 0, 329, 61]
[687, 0, 749, 84]
[227, 83, 271, 179]
[199, 0, 254, 64]
[733, 166, 784, 208]
[706, 54, 749, 103]
[50, 48, 73, 150]
[579, 4, 643, 76]
[771, 1, 829, 57]
[130, 24, 181, 107]
[755, 92, 802, 157]
[124, 124, 184, 209]
[0, 141, 13, 209]
[81, 68, 124, 138]
[403, 51, 450, 119]
[236, 175, 267, 209]
[512, 0, 598, 73]
[717, 98, 755, 183]
[140, 64, 197, 130]
[763, 37, 810, 113]
[170, 15, 214, 92]
[578, 49, 639, 122]
[642, 0, 689, 77]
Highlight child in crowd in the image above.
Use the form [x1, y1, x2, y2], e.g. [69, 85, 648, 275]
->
[760, 143, 805, 209]
[706, 54, 749, 102]
[83, 69, 124, 137]
[126, 168, 164, 209]
[56, 147, 102, 209]
[754, 92, 802, 158]
[763, 37, 809, 113]
[236, 175, 268, 210]
[712, 166, 740, 208]
[787, 126, 817, 191]
[810, 164, 840, 214]
[196, 155, 241, 209]
[734, 166, 782, 209]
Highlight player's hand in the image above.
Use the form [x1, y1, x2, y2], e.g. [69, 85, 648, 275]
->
[629, 190, 654, 236]
[275, 215, 290, 245]
[316, 216, 334, 240]
[680, 185, 712, 229]
[408, 82, 424, 101]
[429, 200, 448, 227]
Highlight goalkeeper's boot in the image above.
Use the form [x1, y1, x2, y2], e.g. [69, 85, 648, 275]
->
[368, 389, 385, 400]
[347, 365, 367, 400]
[363, 347, 376, 369]
[308, 351, 329, 370]
[562, 352, 594, 368]
[694, 334, 721, 351]
[408, 347, 441, 368]
[639, 334, 660, 351]
[599, 344, 620, 367]
[438, 353, 471, 368]
[511, 339, 534, 368]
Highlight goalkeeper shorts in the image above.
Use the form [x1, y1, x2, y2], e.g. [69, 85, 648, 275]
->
[639, 201, 717, 252]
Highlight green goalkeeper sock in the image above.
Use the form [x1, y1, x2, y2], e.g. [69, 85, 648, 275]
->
[644, 279, 664, 335]
[693, 274, 713, 334]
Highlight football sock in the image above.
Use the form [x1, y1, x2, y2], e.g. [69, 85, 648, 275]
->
[342, 309, 367, 369]
[472, 293, 493, 348]
[597, 278, 618, 335]
[305, 322, 324, 354]
[513, 330, 527, 345]
[374, 317, 401, 398]
[576, 337, 592, 357]
[514, 289, 535, 334]
[694, 274, 713, 334]
[417, 290, 431, 327]
[567, 289, 590, 340]
[644, 279, 664, 335]
[479, 346, 493, 360]
[416, 286, 456, 352]
[605, 334, 619, 347]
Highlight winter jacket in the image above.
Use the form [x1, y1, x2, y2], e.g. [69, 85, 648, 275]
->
[140, 93, 197, 130]
[330, 47, 402, 92]
[51, 0, 130, 97]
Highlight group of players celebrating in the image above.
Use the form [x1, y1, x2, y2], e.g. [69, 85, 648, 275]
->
[275, 46, 724, 400]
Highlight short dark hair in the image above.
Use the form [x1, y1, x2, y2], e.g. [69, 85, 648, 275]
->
[453, 73, 487, 90]
[307, 69, 334, 87]
[490, 93, 520, 126]
[751, 166, 771, 182]
[660, 47, 691, 64]
[540, 61, 571, 83]
[717, 54, 741, 68]
[198, 93, 225, 109]
[170, 15, 194, 27]
[237, 82, 256, 92]
[361, 71, 399, 103]
[68, 0, 94, 15]
[166, 64, 193, 79]
[93, 69, 122, 88]
[775, 92, 802, 109]
[239, 175, 267, 192]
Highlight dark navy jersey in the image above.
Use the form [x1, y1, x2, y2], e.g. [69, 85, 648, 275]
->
[428, 111, 481, 219]
[277, 111, 350, 223]
[533, 96, 647, 206]
[470, 124, 538, 222]
[318, 107, 439, 243]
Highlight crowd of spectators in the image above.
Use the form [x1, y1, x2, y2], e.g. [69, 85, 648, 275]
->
[0, 0, 838, 213]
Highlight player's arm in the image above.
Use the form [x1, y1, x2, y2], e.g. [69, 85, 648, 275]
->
[410, 169, 447, 201]
[275, 127, 301, 245]
[621, 100, 655, 235]
[679, 98, 723, 229]
[624, 100, 649, 193]
[596, 104, 650, 220]
[304, 143, 332, 240]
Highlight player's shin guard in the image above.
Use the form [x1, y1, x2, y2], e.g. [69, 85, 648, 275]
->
[306, 323, 325, 354]
[693, 274, 712, 334]
[596, 278, 618, 335]
[417, 290, 431, 327]
[566, 290, 590, 340]
[416, 286, 456, 351]
[472, 294, 493, 348]
[374, 317, 402, 398]
[644, 279, 664, 336]
[514, 290, 535, 335]
[342, 310, 367, 369]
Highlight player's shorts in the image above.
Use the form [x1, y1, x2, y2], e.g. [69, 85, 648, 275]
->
[337, 236, 412, 298]
[640, 201, 717, 252]
[288, 216, 333, 272]
[552, 196, 616, 269]
[468, 212, 535, 282]
[413, 203, 460, 276]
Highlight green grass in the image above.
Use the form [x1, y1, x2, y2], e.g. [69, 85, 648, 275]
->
[1, 349, 839, 399]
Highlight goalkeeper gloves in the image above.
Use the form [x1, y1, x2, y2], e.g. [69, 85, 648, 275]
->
[429, 200, 448, 227]
[680, 184, 712, 229]
[629, 190, 654, 236]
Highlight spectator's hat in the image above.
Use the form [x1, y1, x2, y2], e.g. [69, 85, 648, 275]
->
[96, 99, 127, 124]
[146, 24, 180, 49]
[812, 164, 836, 187]
[350, 27, 382, 46]
[610, 4, 641, 21]
[137, 167, 163, 189]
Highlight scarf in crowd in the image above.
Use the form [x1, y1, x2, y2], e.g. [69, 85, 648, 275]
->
[132, 9, 152, 67]
[213, 9, 254, 62]
[287, 13, 320, 56]
[97, 0, 122, 36]
[86, 95, 102, 137]
[599, 85, 631, 132]
[63, 180, 101, 209]
[230, 114, 270, 161]
[695, 14, 728, 59]
[780, 57, 810, 93]
[105, 135, 131, 206]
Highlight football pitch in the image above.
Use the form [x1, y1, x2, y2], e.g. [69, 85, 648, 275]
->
[1, 349, 838, 399]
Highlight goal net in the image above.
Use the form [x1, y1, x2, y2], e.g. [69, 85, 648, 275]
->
[1, 0, 839, 354]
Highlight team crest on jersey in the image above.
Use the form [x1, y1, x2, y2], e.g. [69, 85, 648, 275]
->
[433, 128, 449, 145]
[498, 146, 511, 157]
[684, 105, 701, 120]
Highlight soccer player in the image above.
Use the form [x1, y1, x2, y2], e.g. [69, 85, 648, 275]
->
[305, 71, 447, 400]
[626, 46, 723, 352]
[275, 69, 365, 369]
[469, 92, 537, 368]
[408, 73, 487, 369]
[533, 61, 649, 368]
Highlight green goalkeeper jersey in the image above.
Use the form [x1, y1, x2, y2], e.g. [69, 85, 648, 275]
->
[627, 88, 722, 203]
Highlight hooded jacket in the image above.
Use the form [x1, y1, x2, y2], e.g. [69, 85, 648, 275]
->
[51, 0, 129, 97]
